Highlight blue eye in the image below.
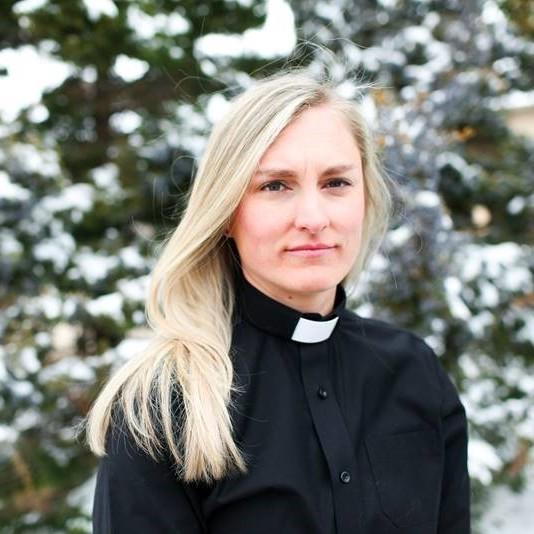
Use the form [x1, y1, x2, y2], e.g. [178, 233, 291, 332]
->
[260, 180, 287, 192]
[327, 178, 351, 188]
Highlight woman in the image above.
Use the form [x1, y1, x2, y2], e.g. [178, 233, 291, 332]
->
[86, 68, 471, 533]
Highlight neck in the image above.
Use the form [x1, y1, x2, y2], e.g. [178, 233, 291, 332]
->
[241, 271, 337, 316]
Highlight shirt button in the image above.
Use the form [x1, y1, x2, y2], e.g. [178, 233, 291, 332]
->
[317, 386, 328, 399]
[340, 471, 351, 484]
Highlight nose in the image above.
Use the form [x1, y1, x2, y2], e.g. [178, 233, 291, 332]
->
[293, 188, 330, 234]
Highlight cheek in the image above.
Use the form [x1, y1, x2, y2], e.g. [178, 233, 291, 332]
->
[339, 199, 365, 234]
[233, 202, 281, 252]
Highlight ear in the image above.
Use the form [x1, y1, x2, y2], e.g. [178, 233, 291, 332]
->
[225, 218, 235, 238]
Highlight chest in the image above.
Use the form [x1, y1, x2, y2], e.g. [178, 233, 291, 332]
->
[197, 328, 443, 533]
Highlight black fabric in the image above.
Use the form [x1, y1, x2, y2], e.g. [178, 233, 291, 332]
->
[93, 268, 471, 533]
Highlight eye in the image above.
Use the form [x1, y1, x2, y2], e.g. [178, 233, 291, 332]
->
[326, 178, 352, 188]
[259, 180, 288, 192]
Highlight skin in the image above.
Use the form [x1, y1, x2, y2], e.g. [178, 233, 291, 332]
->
[228, 103, 366, 315]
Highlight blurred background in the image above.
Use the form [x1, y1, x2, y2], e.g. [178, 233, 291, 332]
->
[0, 0, 532, 532]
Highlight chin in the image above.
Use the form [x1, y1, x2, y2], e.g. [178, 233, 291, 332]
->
[285, 272, 339, 293]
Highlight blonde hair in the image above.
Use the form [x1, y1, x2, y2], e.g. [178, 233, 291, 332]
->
[82, 67, 393, 484]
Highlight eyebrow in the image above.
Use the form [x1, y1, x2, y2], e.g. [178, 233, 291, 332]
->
[255, 164, 358, 179]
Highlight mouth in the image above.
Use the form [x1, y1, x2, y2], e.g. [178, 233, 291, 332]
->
[286, 245, 337, 257]
[287, 244, 336, 252]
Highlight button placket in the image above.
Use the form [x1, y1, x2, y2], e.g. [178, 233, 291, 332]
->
[299, 342, 363, 532]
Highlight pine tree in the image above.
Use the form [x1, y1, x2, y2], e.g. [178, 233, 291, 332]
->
[0, 0, 271, 530]
[287, 0, 533, 530]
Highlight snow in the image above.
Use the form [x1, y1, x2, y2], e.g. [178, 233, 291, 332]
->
[361, 46, 405, 72]
[38, 356, 95, 383]
[468, 439, 503, 485]
[8, 142, 61, 177]
[109, 110, 143, 133]
[169, 104, 212, 156]
[132, 309, 146, 325]
[444, 276, 471, 320]
[206, 93, 232, 125]
[415, 190, 441, 208]
[477, 280, 499, 308]
[506, 196, 526, 214]
[90, 163, 124, 200]
[126, 5, 190, 40]
[349, 95, 376, 128]
[458, 353, 480, 379]
[0, 45, 74, 123]
[35, 293, 63, 320]
[516, 411, 534, 440]
[481, 0, 508, 25]
[19, 347, 41, 374]
[41, 183, 95, 215]
[13, 408, 42, 432]
[81, 0, 118, 21]
[71, 248, 119, 284]
[35, 331, 51, 347]
[80, 66, 97, 83]
[117, 275, 149, 302]
[387, 225, 412, 246]
[194, 0, 296, 59]
[423, 334, 444, 355]
[112, 55, 149, 83]
[469, 310, 494, 338]
[86, 292, 125, 323]
[12, 0, 47, 14]
[516, 313, 534, 344]
[0, 425, 18, 444]
[27, 103, 49, 123]
[34, 233, 76, 272]
[314, 2, 344, 24]
[95, 335, 152, 372]
[458, 243, 530, 293]
[490, 89, 534, 111]
[466, 378, 497, 405]
[119, 247, 146, 270]
[67, 473, 97, 516]
[436, 152, 479, 185]
[0, 349, 8, 382]
[0, 171, 31, 201]
[0, 230, 24, 261]
[493, 56, 521, 77]
[480, 458, 534, 533]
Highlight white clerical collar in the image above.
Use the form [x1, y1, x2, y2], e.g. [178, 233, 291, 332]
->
[236, 267, 346, 343]
[291, 316, 340, 343]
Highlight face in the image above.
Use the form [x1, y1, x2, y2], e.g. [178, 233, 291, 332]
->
[228, 104, 365, 314]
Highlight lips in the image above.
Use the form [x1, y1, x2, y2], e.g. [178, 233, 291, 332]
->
[287, 244, 335, 251]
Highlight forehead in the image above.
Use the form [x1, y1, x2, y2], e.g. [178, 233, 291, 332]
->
[254, 105, 362, 175]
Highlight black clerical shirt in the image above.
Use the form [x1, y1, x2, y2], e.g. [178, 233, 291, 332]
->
[93, 269, 471, 533]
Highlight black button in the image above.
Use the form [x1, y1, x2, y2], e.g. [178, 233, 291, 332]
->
[317, 387, 328, 399]
[340, 471, 351, 484]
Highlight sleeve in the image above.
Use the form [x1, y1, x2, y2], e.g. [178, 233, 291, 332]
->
[92, 417, 206, 534]
[434, 357, 471, 534]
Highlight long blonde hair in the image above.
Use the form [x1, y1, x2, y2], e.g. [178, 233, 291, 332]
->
[83, 67, 393, 484]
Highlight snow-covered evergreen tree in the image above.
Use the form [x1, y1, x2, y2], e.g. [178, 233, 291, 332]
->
[0, 0, 532, 532]
[286, 0, 533, 530]
[0, 0, 270, 530]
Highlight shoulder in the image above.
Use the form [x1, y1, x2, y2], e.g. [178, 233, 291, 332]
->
[338, 309, 444, 381]
[339, 311, 468, 428]
[340, 309, 435, 358]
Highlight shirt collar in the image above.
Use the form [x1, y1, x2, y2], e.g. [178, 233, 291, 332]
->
[234, 267, 346, 343]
